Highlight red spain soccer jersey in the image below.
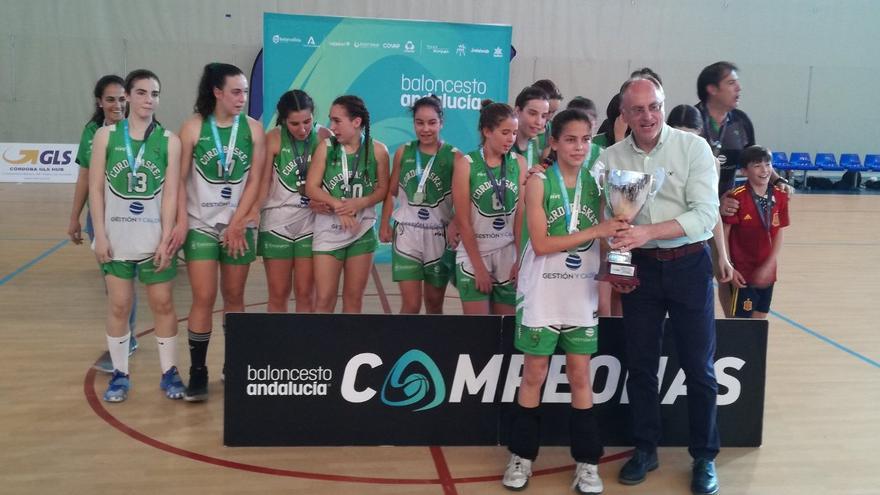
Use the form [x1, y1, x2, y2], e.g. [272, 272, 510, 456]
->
[722, 184, 789, 284]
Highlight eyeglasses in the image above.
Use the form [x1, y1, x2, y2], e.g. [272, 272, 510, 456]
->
[625, 102, 663, 116]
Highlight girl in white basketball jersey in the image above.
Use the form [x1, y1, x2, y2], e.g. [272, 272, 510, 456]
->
[379, 95, 460, 314]
[452, 100, 526, 315]
[89, 69, 182, 403]
[170, 63, 266, 401]
[68, 75, 140, 372]
[257, 90, 332, 313]
[502, 109, 627, 493]
[305, 95, 389, 313]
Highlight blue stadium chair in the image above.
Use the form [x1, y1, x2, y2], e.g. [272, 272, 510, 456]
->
[814, 153, 843, 171]
[865, 154, 880, 172]
[788, 152, 816, 171]
[771, 151, 790, 170]
[839, 153, 863, 171]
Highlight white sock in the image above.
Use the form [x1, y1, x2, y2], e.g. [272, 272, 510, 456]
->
[106, 333, 130, 375]
[156, 336, 177, 374]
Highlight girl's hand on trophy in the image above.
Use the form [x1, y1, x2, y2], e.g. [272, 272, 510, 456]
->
[609, 224, 649, 251]
[598, 218, 631, 238]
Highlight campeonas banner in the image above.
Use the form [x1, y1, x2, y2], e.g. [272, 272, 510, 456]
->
[263, 13, 512, 153]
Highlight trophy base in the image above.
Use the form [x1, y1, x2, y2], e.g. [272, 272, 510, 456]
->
[595, 262, 640, 287]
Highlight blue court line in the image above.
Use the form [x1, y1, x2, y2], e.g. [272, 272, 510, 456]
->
[0, 239, 68, 286]
[770, 309, 880, 370]
[0, 237, 69, 241]
[786, 241, 878, 247]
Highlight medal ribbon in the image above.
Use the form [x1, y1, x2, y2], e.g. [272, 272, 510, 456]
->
[552, 161, 584, 233]
[414, 141, 441, 199]
[122, 119, 155, 184]
[340, 135, 364, 197]
[480, 147, 508, 213]
[210, 113, 240, 181]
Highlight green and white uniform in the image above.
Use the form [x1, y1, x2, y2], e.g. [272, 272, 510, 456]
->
[76, 121, 100, 168]
[184, 114, 256, 263]
[100, 122, 176, 283]
[455, 150, 520, 304]
[515, 167, 601, 355]
[77, 120, 101, 238]
[512, 137, 542, 168]
[535, 121, 552, 152]
[258, 128, 321, 259]
[312, 138, 379, 257]
[391, 140, 456, 286]
[519, 149, 601, 255]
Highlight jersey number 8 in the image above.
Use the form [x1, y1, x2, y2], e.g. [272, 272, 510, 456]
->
[491, 193, 503, 211]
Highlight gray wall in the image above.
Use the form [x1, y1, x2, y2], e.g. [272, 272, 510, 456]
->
[1, 0, 877, 156]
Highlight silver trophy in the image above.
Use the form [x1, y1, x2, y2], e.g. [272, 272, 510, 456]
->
[593, 166, 665, 286]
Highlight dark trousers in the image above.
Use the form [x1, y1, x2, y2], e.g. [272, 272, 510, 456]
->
[620, 246, 720, 460]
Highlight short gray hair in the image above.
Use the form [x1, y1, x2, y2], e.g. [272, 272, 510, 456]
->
[619, 76, 665, 109]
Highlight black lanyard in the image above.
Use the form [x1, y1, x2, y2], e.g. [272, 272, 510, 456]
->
[702, 109, 729, 157]
[482, 149, 508, 211]
[750, 186, 774, 231]
[287, 129, 310, 182]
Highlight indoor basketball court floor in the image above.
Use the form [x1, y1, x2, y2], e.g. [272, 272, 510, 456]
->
[1, 184, 877, 494]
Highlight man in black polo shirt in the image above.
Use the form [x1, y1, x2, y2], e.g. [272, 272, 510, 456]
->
[696, 62, 790, 317]
[696, 61, 755, 196]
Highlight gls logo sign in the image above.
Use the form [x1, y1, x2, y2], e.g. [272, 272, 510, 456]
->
[341, 351, 747, 410]
[2, 148, 73, 165]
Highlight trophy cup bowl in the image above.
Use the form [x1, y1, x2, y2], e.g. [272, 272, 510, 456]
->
[595, 169, 656, 286]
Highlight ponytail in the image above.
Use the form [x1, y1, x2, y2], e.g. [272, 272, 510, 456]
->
[194, 63, 244, 118]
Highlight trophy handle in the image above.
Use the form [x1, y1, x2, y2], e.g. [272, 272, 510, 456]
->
[649, 167, 666, 198]
[591, 160, 606, 192]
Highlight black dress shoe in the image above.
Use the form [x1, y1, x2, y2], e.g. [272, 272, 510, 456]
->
[691, 458, 719, 495]
[618, 449, 659, 485]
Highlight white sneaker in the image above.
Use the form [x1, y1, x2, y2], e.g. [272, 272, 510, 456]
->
[572, 462, 603, 494]
[502, 454, 532, 491]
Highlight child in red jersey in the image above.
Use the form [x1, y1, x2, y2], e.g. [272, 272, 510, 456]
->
[722, 145, 790, 318]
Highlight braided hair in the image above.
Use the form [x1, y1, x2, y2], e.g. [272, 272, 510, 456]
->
[275, 89, 315, 127]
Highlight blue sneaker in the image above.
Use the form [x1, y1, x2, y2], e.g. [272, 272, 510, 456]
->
[93, 352, 114, 374]
[128, 333, 139, 356]
[103, 370, 130, 403]
[160, 366, 185, 400]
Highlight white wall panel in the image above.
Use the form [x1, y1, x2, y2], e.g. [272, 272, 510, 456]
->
[0, 0, 876, 155]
